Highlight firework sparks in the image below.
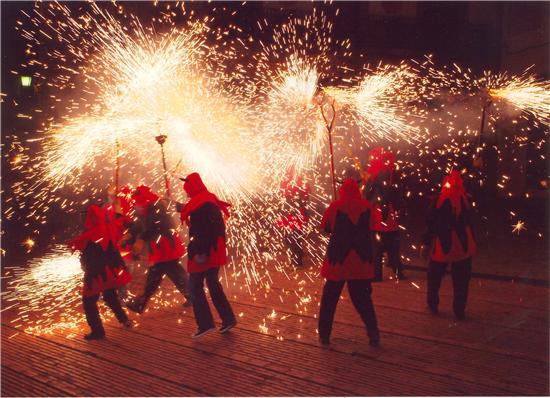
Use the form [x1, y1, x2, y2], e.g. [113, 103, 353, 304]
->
[4, 245, 84, 334]
[512, 220, 526, 235]
[488, 73, 550, 126]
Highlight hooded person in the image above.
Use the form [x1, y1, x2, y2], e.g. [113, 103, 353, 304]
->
[69, 204, 133, 340]
[178, 172, 236, 338]
[125, 185, 192, 314]
[421, 170, 476, 320]
[318, 178, 380, 347]
[275, 167, 309, 268]
[363, 147, 406, 280]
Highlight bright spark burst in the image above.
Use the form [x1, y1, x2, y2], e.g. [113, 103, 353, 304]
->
[489, 73, 550, 127]
[4, 245, 85, 335]
[512, 220, 526, 235]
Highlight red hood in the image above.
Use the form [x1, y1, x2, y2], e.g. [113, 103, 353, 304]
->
[339, 178, 362, 201]
[180, 172, 231, 225]
[367, 147, 395, 180]
[132, 185, 159, 211]
[69, 205, 121, 252]
[437, 170, 467, 215]
[183, 172, 207, 197]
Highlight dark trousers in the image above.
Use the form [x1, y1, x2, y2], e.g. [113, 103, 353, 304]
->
[189, 267, 236, 330]
[83, 288, 128, 334]
[427, 257, 472, 316]
[318, 279, 379, 342]
[283, 229, 305, 267]
[373, 231, 402, 280]
[136, 260, 191, 310]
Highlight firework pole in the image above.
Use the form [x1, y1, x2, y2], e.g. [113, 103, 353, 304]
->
[114, 139, 120, 194]
[155, 134, 171, 198]
[320, 98, 337, 200]
[473, 97, 492, 168]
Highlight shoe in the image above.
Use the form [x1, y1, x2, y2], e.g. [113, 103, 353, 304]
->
[219, 321, 237, 334]
[182, 297, 193, 308]
[455, 312, 466, 321]
[191, 326, 215, 339]
[428, 303, 438, 314]
[84, 331, 105, 340]
[396, 271, 407, 280]
[121, 319, 134, 328]
[369, 338, 380, 347]
[319, 337, 330, 346]
[126, 299, 144, 314]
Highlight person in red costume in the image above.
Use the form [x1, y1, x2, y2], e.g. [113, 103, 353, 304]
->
[113, 185, 137, 301]
[363, 147, 406, 280]
[276, 167, 309, 268]
[125, 185, 192, 314]
[177, 172, 236, 338]
[318, 178, 380, 347]
[69, 204, 132, 340]
[421, 170, 476, 320]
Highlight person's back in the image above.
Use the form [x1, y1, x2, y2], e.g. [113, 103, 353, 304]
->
[318, 179, 380, 347]
[179, 172, 236, 338]
[421, 170, 476, 320]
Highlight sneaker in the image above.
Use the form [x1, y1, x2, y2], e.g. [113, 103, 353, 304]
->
[191, 326, 215, 339]
[396, 271, 407, 280]
[121, 319, 134, 328]
[219, 321, 237, 334]
[84, 331, 105, 340]
[126, 299, 144, 314]
[319, 336, 330, 346]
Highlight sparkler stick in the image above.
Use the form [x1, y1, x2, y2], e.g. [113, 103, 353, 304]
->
[155, 134, 171, 198]
[320, 98, 337, 200]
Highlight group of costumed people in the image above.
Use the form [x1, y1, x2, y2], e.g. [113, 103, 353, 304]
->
[69, 172, 236, 340]
[70, 147, 476, 347]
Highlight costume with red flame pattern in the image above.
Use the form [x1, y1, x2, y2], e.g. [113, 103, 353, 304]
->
[364, 147, 404, 280]
[179, 172, 236, 335]
[276, 167, 309, 267]
[69, 205, 132, 297]
[180, 173, 230, 273]
[130, 185, 185, 263]
[318, 178, 379, 346]
[422, 170, 476, 319]
[69, 204, 132, 339]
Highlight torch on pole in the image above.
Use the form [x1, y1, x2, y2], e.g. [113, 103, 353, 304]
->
[155, 134, 171, 198]
[320, 97, 337, 201]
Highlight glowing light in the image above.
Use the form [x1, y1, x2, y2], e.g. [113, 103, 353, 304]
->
[20, 75, 32, 87]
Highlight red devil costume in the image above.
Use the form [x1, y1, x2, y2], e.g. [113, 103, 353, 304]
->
[69, 204, 132, 340]
[275, 167, 309, 268]
[178, 172, 236, 338]
[363, 147, 405, 280]
[125, 185, 191, 314]
[318, 179, 380, 346]
[421, 170, 476, 319]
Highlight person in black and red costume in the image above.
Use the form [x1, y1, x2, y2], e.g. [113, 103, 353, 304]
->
[178, 172, 236, 338]
[126, 185, 191, 314]
[363, 147, 406, 280]
[69, 204, 133, 340]
[276, 167, 309, 268]
[318, 178, 380, 347]
[421, 170, 476, 320]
